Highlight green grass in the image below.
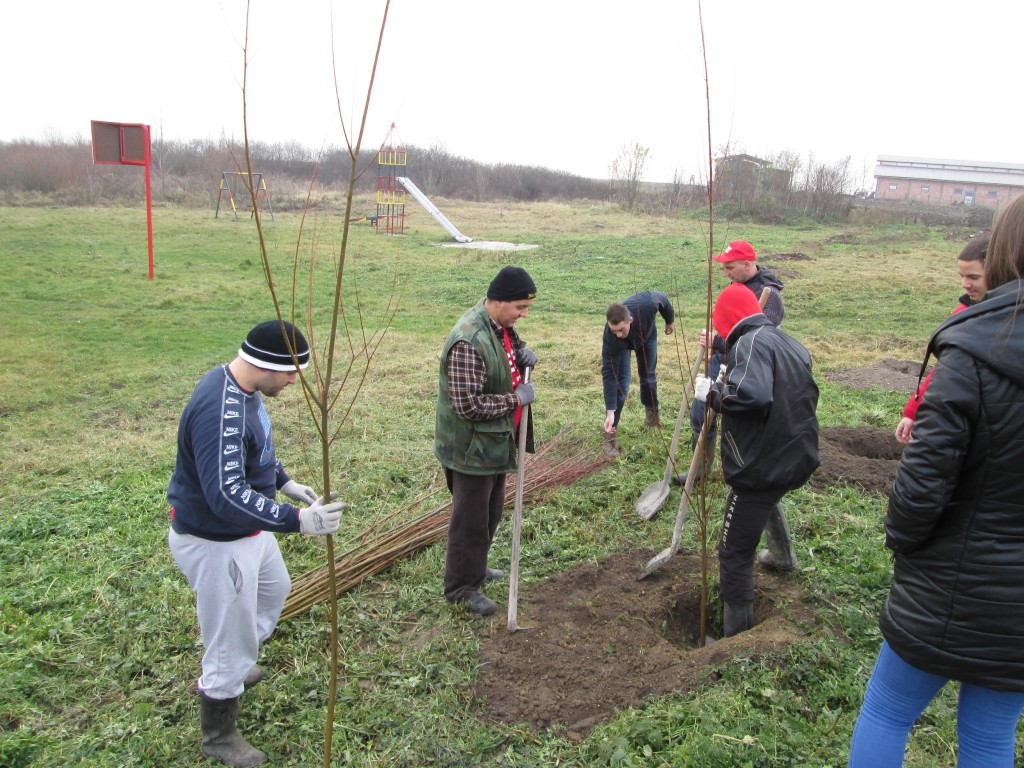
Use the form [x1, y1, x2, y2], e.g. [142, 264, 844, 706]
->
[0, 201, 1008, 766]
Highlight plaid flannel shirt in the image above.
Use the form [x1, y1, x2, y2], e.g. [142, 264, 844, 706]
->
[446, 319, 520, 421]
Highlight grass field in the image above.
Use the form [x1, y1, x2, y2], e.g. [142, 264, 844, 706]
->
[0, 198, 1009, 767]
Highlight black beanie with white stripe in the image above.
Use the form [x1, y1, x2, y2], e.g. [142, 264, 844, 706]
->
[238, 320, 310, 371]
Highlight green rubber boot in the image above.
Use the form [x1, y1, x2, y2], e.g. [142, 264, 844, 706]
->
[200, 693, 267, 767]
[756, 503, 798, 571]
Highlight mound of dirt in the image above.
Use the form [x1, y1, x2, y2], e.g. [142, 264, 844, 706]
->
[475, 423, 902, 739]
[811, 425, 904, 495]
[476, 550, 808, 741]
[815, 359, 915, 494]
[825, 358, 928, 394]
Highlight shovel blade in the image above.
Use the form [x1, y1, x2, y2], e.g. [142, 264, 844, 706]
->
[634, 481, 671, 520]
[638, 544, 675, 580]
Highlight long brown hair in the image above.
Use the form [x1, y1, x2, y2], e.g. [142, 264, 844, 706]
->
[985, 196, 1024, 289]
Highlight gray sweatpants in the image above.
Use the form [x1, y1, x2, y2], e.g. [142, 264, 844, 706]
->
[169, 528, 290, 699]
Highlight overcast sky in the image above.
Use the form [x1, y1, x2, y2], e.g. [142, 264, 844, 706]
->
[2, 2, 1021, 186]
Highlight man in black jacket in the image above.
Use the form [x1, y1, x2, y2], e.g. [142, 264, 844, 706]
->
[679, 240, 786, 486]
[695, 283, 819, 636]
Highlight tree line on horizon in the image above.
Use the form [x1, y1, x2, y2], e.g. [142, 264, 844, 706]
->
[0, 133, 874, 222]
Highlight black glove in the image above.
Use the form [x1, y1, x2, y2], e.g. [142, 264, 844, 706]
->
[514, 381, 535, 406]
[517, 347, 538, 369]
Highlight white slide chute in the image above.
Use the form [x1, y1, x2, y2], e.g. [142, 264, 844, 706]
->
[397, 177, 472, 243]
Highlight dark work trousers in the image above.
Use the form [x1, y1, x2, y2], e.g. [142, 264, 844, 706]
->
[608, 334, 659, 427]
[689, 351, 722, 442]
[718, 486, 787, 604]
[443, 468, 506, 602]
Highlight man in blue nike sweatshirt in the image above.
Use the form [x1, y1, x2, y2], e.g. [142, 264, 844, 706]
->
[167, 320, 346, 767]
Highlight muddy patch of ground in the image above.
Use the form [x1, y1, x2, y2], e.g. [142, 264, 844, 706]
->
[811, 425, 903, 495]
[825, 357, 928, 394]
[476, 550, 808, 741]
[813, 359, 918, 494]
[475, 362, 909, 737]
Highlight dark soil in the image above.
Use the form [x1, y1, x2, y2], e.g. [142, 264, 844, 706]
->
[825, 357, 929, 395]
[811, 426, 903, 495]
[476, 550, 808, 741]
[475, 362, 906, 738]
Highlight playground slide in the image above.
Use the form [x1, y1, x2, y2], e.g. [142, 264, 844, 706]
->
[397, 177, 472, 243]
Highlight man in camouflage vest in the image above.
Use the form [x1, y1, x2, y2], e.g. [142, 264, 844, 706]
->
[434, 266, 538, 616]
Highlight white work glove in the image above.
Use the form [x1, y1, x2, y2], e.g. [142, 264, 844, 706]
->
[693, 374, 712, 403]
[299, 494, 347, 536]
[280, 480, 318, 504]
[718, 363, 728, 382]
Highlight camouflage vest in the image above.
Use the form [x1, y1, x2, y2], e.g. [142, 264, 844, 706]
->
[434, 300, 520, 475]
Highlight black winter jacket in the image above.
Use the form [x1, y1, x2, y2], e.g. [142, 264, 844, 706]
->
[881, 279, 1024, 692]
[706, 314, 819, 492]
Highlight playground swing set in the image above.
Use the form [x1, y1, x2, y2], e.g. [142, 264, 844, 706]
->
[210, 124, 469, 242]
[215, 172, 275, 220]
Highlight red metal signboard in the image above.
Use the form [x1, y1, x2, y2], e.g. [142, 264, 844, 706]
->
[91, 120, 154, 278]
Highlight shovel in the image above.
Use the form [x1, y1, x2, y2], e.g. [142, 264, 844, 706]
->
[507, 367, 531, 632]
[635, 344, 706, 520]
[638, 406, 714, 579]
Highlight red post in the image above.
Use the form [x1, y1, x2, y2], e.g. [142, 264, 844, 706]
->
[143, 124, 154, 280]
[90, 120, 155, 279]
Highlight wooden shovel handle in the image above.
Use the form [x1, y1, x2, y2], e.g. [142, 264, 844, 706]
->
[507, 366, 531, 631]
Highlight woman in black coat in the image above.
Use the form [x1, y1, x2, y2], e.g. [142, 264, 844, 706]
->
[849, 196, 1024, 767]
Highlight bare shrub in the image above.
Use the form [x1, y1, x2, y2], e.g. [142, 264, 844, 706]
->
[0, 139, 92, 195]
[609, 142, 649, 210]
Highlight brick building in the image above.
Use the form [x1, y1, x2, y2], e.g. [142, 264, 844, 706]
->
[873, 155, 1024, 209]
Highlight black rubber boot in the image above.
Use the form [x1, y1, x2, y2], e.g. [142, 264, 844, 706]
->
[200, 693, 267, 767]
[467, 593, 497, 616]
[723, 602, 754, 637]
[756, 503, 798, 571]
[602, 430, 620, 458]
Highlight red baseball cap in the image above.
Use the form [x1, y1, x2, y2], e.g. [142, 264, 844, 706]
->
[713, 240, 757, 262]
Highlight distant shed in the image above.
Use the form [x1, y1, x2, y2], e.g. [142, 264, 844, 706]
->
[873, 155, 1024, 209]
[714, 154, 792, 204]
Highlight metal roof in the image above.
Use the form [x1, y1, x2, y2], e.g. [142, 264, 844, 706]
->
[875, 155, 1024, 187]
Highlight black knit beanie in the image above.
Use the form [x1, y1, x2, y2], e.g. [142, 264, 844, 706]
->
[238, 320, 310, 371]
[487, 266, 537, 301]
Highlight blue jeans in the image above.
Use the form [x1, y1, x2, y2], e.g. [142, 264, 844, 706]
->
[849, 641, 1024, 767]
[689, 352, 722, 440]
[608, 337, 658, 427]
